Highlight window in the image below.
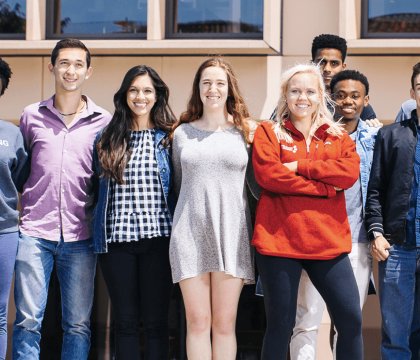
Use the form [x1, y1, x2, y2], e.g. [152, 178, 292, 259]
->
[47, 0, 147, 39]
[362, 0, 420, 38]
[0, 0, 26, 38]
[166, 0, 263, 39]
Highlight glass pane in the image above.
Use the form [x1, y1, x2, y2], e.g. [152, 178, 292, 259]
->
[368, 0, 420, 33]
[0, 0, 26, 34]
[52, 0, 147, 35]
[174, 0, 263, 35]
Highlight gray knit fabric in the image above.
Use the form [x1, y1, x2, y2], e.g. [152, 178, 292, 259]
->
[170, 123, 255, 284]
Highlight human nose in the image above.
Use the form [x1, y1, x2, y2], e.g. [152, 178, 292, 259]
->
[136, 91, 146, 99]
[66, 64, 75, 74]
[323, 61, 331, 73]
[298, 92, 308, 100]
[343, 95, 352, 104]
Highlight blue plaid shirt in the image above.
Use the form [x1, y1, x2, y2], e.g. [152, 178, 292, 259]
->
[406, 111, 420, 247]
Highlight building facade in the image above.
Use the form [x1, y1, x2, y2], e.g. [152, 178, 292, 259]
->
[4, 0, 420, 359]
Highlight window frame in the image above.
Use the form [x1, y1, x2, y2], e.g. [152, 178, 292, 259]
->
[45, 0, 148, 40]
[361, 0, 420, 39]
[165, 0, 263, 39]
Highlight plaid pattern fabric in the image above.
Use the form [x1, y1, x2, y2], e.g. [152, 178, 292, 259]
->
[106, 128, 172, 242]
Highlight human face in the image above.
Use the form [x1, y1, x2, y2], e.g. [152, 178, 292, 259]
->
[313, 48, 346, 91]
[48, 48, 92, 93]
[286, 73, 320, 122]
[333, 79, 369, 122]
[126, 74, 157, 124]
[199, 66, 229, 112]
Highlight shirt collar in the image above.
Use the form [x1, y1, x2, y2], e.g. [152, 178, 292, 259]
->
[39, 95, 102, 120]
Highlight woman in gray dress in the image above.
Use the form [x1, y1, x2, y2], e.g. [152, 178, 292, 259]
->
[170, 57, 256, 360]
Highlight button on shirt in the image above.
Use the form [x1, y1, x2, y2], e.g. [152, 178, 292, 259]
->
[19, 95, 111, 242]
[406, 112, 420, 247]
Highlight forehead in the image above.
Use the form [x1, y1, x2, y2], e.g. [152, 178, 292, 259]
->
[130, 74, 154, 88]
[314, 48, 343, 62]
[55, 48, 87, 63]
[289, 72, 319, 87]
[334, 79, 365, 93]
[200, 66, 227, 80]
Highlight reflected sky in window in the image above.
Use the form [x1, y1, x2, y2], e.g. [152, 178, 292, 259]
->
[369, 0, 420, 18]
[0, 0, 26, 34]
[55, 0, 147, 34]
[176, 0, 263, 33]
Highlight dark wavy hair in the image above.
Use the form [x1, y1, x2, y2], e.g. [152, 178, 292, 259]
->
[311, 34, 347, 62]
[97, 65, 176, 184]
[330, 69, 370, 95]
[171, 57, 253, 144]
[411, 62, 420, 90]
[0, 58, 12, 96]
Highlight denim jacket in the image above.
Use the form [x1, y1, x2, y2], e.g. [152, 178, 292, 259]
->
[353, 119, 379, 213]
[92, 127, 176, 254]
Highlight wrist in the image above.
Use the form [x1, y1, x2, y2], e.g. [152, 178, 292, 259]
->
[369, 231, 383, 241]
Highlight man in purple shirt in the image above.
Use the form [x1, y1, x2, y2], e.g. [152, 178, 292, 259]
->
[12, 39, 111, 360]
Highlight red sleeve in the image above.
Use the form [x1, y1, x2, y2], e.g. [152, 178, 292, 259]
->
[253, 124, 336, 197]
[297, 132, 360, 190]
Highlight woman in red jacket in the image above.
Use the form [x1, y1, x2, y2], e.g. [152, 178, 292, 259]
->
[252, 64, 363, 360]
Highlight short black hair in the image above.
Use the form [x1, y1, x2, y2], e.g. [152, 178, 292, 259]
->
[311, 34, 347, 62]
[330, 70, 369, 96]
[411, 62, 420, 90]
[51, 38, 91, 68]
[0, 58, 12, 96]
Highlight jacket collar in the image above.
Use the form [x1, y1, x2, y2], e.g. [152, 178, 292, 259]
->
[40, 95, 102, 121]
[283, 118, 330, 140]
[154, 127, 168, 147]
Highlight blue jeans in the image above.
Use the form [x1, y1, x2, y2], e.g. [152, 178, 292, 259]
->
[378, 244, 420, 360]
[12, 233, 97, 360]
[0, 232, 19, 360]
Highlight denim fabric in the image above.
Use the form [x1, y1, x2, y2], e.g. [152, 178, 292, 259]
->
[92, 128, 176, 254]
[353, 119, 378, 211]
[378, 244, 420, 360]
[395, 99, 416, 123]
[406, 113, 420, 247]
[0, 232, 18, 360]
[12, 233, 97, 360]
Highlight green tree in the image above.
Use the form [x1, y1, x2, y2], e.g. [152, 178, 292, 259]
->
[0, 1, 25, 34]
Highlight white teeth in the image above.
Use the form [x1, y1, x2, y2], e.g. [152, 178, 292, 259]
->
[296, 105, 309, 108]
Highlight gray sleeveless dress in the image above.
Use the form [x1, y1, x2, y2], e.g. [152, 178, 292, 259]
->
[170, 123, 255, 284]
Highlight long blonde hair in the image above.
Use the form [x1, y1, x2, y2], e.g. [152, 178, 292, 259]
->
[273, 63, 344, 143]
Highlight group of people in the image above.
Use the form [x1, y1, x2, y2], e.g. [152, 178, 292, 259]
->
[0, 33, 419, 360]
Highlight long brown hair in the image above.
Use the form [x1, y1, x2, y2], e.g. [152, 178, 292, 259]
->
[96, 65, 176, 184]
[171, 57, 253, 143]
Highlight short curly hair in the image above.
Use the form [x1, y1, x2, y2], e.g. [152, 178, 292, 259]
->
[330, 70, 369, 96]
[311, 34, 347, 62]
[0, 58, 12, 96]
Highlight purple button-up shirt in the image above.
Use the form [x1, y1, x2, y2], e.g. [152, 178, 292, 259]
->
[19, 95, 111, 242]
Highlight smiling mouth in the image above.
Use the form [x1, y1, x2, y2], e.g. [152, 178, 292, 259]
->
[296, 104, 310, 108]
[207, 96, 220, 100]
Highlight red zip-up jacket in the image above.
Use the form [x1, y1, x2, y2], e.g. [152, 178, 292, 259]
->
[252, 120, 360, 260]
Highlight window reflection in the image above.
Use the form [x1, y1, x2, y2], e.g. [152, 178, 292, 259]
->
[51, 0, 147, 36]
[368, 0, 420, 33]
[0, 0, 25, 35]
[173, 0, 263, 36]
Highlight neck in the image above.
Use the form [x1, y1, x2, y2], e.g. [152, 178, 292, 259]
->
[132, 116, 153, 131]
[290, 115, 312, 139]
[200, 107, 231, 128]
[54, 88, 84, 115]
[343, 117, 360, 134]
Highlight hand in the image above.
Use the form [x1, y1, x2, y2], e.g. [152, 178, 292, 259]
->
[365, 118, 383, 128]
[371, 235, 391, 261]
[334, 187, 343, 191]
[283, 161, 298, 173]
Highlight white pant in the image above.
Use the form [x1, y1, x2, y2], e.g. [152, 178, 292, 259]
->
[290, 242, 373, 360]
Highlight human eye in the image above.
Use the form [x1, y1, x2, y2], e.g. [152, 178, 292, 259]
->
[352, 95, 360, 99]
[331, 61, 340, 67]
